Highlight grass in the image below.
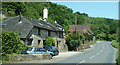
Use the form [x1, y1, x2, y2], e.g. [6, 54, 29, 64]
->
[111, 40, 119, 65]
[116, 50, 120, 65]
[89, 41, 96, 45]
[111, 40, 119, 48]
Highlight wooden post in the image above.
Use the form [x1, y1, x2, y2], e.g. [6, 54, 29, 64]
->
[75, 16, 77, 40]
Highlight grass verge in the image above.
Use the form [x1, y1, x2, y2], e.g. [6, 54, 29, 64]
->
[111, 40, 119, 65]
[89, 41, 96, 45]
[111, 40, 119, 48]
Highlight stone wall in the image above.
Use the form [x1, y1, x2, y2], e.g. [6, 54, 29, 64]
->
[40, 29, 48, 39]
[21, 26, 67, 52]
[53, 37, 68, 52]
[50, 31, 56, 37]
[9, 54, 52, 62]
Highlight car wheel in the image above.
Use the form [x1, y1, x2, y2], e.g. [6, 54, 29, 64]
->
[50, 53, 53, 59]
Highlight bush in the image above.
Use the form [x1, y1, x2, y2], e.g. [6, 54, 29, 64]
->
[45, 37, 55, 46]
[80, 34, 85, 41]
[116, 50, 120, 65]
[70, 40, 79, 51]
[66, 32, 81, 51]
[111, 40, 119, 64]
[111, 40, 119, 48]
[2, 31, 27, 61]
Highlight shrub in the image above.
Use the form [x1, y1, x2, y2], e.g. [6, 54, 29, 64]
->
[79, 34, 85, 41]
[2, 31, 27, 61]
[45, 37, 55, 46]
[111, 40, 119, 64]
[69, 40, 79, 51]
[116, 50, 120, 65]
[111, 40, 119, 48]
[66, 32, 81, 51]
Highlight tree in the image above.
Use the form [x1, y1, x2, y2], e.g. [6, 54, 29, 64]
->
[66, 32, 81, 51]
[2, 2, 119, 41]
[45, 37, 55, 46]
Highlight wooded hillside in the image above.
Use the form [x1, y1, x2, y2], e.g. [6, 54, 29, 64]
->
[2, 2, 119, 41]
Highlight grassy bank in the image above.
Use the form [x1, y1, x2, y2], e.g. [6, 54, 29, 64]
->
[111, 40, 119, 65]
[89, 41, 96, 45]
[111, 40, 119, 48]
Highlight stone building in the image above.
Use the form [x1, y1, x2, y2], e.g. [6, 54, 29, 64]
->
[2, 15, 68, 52]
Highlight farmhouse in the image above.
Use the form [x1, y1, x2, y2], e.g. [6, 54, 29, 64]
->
[2, 14, 68, 52]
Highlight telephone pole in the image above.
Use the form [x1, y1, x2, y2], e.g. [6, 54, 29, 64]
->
[75, 16, 77, 39]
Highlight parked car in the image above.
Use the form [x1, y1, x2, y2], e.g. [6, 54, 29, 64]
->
[21, 47, 54, 56]
[44, 46, 59, 56]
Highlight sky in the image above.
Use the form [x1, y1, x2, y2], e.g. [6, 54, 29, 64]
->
[52, 2, 118, 20]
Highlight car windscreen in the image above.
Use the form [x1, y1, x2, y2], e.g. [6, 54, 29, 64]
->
[45, 46, 52, 49]
[25, 47, 33, 51]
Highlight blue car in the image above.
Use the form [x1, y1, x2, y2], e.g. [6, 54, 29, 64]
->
[21, 47, 54, 56]
[44, 46, 59, 56]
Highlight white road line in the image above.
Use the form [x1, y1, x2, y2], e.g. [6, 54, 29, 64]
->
[97, 52, 100, 55]
[89, 55, 95, 59]
[80, 60, 86, 63]
[101, 50, 103, 53]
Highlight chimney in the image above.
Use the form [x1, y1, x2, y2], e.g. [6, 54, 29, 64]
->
[19, 12, 22, 24]
[43, 7, 48, 21]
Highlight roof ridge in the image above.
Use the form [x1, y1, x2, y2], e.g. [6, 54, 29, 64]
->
[40, 20, 62, 31]
[3, 15, 19, 22]
[40, 20, 57, 30]
[22, 16, 34, 27]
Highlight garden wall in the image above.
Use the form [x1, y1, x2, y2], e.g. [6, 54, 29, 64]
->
[8, 54, 52, 62]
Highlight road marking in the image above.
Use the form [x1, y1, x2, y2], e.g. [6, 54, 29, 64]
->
[80, 60, 86, 63]
[89, 55, 95, 59]
[101, 50, 103, 53]
[97, 52, 100, 55]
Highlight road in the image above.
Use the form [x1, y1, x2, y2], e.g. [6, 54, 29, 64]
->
[14, 41, 117, 63]
[53, 41, 116, 63]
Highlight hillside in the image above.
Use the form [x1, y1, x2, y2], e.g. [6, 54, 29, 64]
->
[2, 2, 119, 41]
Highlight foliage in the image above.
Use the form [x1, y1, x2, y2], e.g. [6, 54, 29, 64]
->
[66, 32, 82, 51]
[111, 40, 119, 48]
[116, 50, 120, 65]
[111, 40, 119, 64]
[45, 37, 55, 46]
[79, 34, 85, 41]
[89, 41, 96, 45]
[2, 31, 27, 61]
[2, 2, 119, 41]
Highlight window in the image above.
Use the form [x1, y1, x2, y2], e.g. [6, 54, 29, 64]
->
[27, 39, 33, 45]
[48, 30, 51, 37]
[59, 32, 60, 38]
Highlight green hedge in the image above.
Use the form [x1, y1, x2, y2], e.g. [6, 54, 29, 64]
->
[2, 31, 27, 62]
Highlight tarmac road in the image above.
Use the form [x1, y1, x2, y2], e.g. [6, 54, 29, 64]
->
[13, 41, 116, 64]
[52, 41, 116, 63]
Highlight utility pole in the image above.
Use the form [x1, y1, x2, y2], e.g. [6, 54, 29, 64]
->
[75, 16, 77, 39]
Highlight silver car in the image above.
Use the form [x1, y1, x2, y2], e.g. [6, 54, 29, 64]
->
[21, 47, 54, 56]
